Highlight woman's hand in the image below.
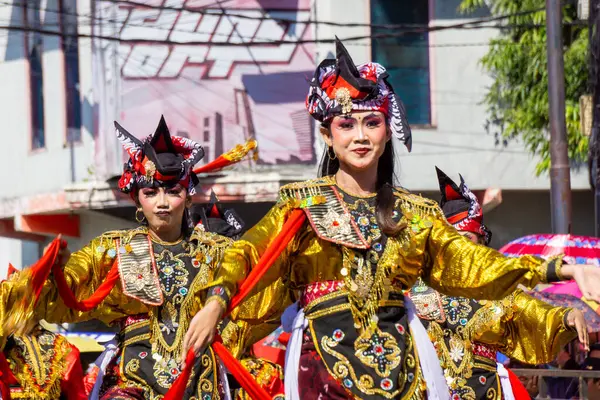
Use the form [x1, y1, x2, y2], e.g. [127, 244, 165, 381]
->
[182, 300, 224, 361]
[565, 308, 589, 351]
[560, 264, 600, 302]
[43, 238, 70, 268]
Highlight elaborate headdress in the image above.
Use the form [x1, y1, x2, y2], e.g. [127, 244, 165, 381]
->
[115, 116, 259, 197]
[305, 38, 412, 151]
[195, 192, 245, 240]
[436, 167, 492, 245]
[115, 116, 205, 195]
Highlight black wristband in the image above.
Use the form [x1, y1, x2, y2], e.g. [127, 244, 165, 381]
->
[544, 256, 564, 283]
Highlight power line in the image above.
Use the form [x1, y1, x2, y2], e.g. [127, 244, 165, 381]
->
[1, 0, 585, 49]
[1, 23, 570, 47]
[0, 22, 565, 49]
[98, 0, 547, 30]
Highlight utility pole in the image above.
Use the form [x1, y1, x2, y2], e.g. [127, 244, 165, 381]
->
[590, 0, 600, 236]
[545, 0, 573, 234]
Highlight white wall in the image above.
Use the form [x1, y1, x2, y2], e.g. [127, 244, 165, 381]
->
[0, 1, 96, 199]
[66, 210, 136, 251]
[0, 209, 135, 276]
[314, 0, 591, 192]
[0, 238, 24, 279]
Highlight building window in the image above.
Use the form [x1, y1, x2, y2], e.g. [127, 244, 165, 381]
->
[60, 0, 81, 143]
[24, 3, 45, 149]
[371, 0, 431, 125]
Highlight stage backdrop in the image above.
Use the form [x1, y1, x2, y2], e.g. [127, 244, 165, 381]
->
[92, 0, 317, 179]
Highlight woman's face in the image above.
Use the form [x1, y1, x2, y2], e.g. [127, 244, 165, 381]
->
[460, 231, 484, 245]
[137, 184, 189, 236]
[322, 111, 390, 173]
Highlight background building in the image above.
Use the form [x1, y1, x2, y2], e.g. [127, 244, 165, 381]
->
[0, 0, 593, 281]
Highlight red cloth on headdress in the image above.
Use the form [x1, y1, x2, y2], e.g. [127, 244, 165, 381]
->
[164, 209, 307, 400]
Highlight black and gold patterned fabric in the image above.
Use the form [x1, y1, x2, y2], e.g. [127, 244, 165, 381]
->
[0, 224, 234, 400]
[306, 292, 423, 400]
[303, 189, 423, 399]
[208, 175, 568, 400]
[408, 280, 576, 400]
[5, 328, 72, 399]
[103, 237, 222, 399]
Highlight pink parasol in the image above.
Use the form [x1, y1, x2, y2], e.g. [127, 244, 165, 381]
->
[499, 234, 600, 267]
[541, 280, 600, 314]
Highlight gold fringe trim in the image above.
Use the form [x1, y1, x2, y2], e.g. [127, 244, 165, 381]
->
[149, 231, 230, 362]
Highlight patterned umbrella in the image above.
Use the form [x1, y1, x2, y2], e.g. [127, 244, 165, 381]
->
[261, 326, 287, 350]
[525, 291, 600, 332]
[499, 234, 600, 267]
[541, 280, 600, 314]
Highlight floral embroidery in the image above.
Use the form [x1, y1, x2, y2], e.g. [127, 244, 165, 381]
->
[442, 296, 473, 326]
[345, 198, 381, 244]
[122, 262, 155, 292]
[448, 338, 465, 363]
[319, 208, 352, 237]
[354, 329, 401, 378]
[319, 319, 422, 399]
[157, 250, 189, 297]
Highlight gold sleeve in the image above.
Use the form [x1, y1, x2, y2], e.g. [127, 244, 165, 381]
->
[3, 236, 146, 342]
[1, 243, 97, 345]
[499, 291, 575, 365]
[0, 271, 35, 348]
[207, 199, 299, 349]
[422, 208, 554, 300]
[37, 236, 147, 325]
[210, 199, 297, 300]
[33, 242, 97, 324]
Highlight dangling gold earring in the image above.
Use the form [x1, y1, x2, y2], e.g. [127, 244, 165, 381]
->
[327, 146, 337, 160]
[135, 208, 146, 223]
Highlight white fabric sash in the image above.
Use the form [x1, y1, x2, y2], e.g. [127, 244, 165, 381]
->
[406, 296, 451, 400]
[89, 340, 118, 400]
[497, 363, 516, 400]
[283, 302, 307, 400]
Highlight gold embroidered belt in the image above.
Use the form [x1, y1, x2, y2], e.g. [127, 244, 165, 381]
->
[472, 342, 497, 361]
[303, 287, 405, 319]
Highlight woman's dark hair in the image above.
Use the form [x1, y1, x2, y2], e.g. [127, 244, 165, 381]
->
[318, 124, 406, 236]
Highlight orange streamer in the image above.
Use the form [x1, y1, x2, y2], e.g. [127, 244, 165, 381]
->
[165, 210, 307, 400]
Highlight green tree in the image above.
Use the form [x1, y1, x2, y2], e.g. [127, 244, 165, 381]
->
[459, 0, 589, 174]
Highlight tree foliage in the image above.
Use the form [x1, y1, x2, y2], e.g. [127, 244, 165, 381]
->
[459, 0, 589, 175]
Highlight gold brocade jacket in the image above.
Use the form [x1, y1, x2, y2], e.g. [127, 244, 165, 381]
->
[0, 225, 260, 399]
[2, 225, 228, 334]
[211, 176, 563, 331]
[408, 282, 576, 399]
[205, 176, 565, 399]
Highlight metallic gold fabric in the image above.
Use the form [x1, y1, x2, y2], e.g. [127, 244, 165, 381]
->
[479, 290, 575, 365]
[211, 178, 553, 328]
[0, 225, 252, 360]
[410, 281, 575, 399]
[6, 329, 71, 399]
